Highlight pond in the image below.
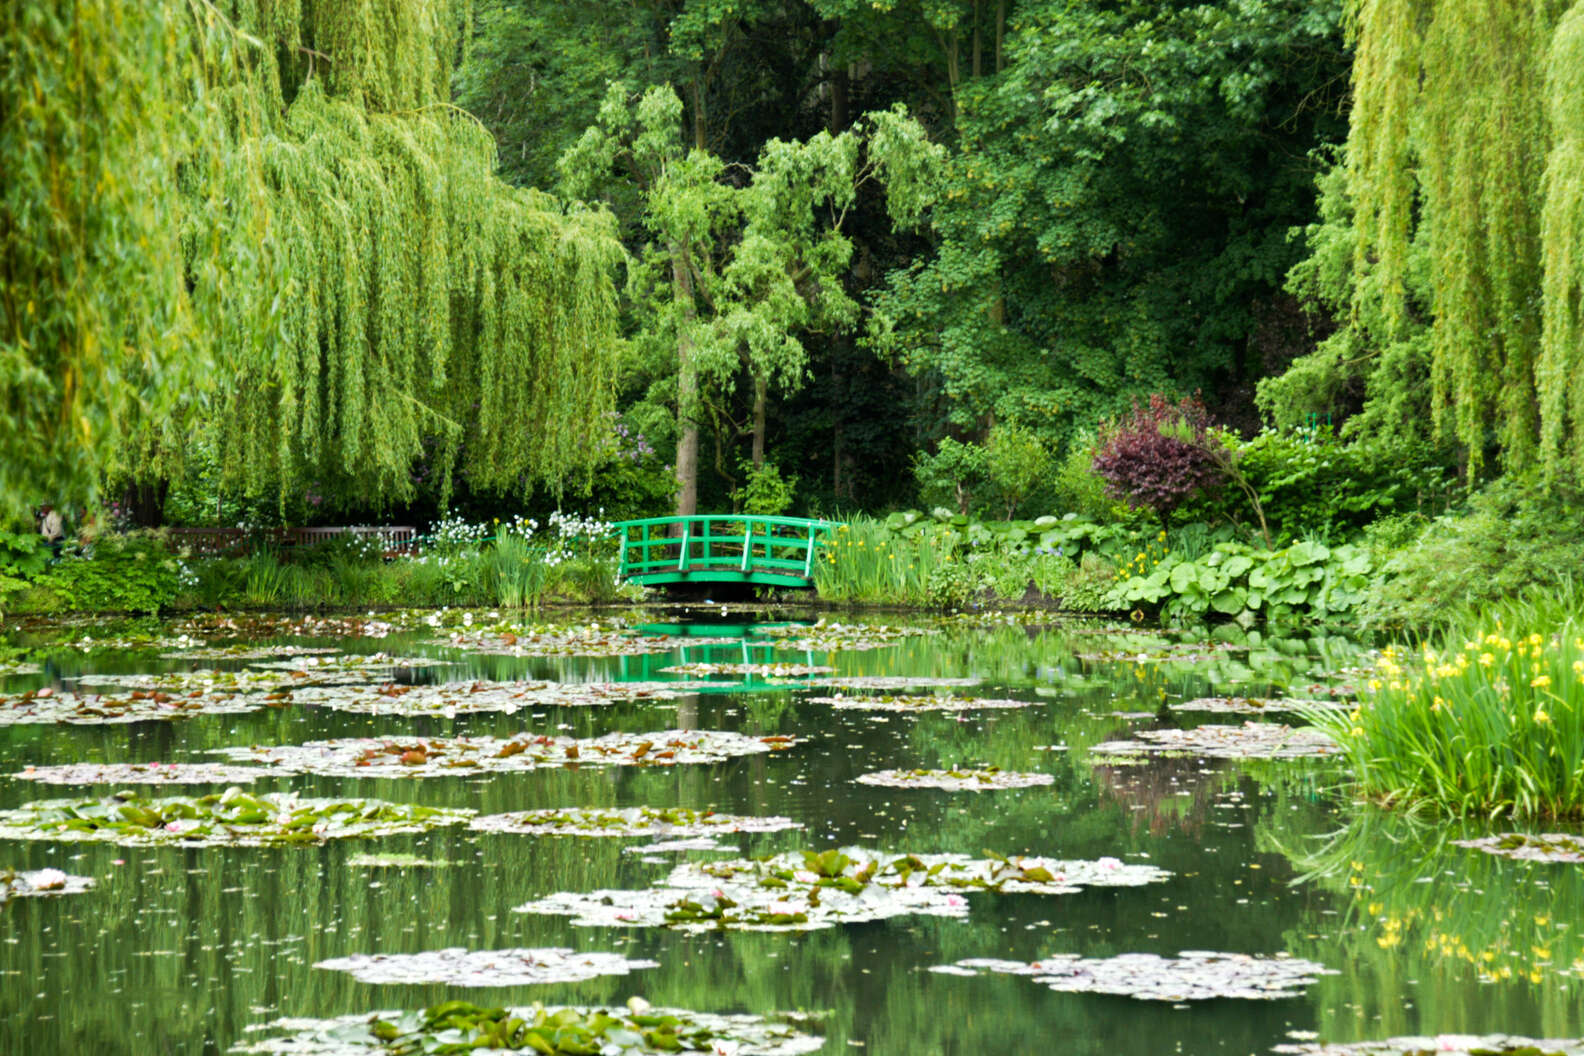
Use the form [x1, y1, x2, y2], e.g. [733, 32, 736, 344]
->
[1, 607, 1581, 1054]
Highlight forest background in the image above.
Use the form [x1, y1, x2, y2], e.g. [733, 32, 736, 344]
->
[7, 0, 1584, 625]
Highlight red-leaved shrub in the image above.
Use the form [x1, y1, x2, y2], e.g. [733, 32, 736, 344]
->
[1091, 394, 1223, 519]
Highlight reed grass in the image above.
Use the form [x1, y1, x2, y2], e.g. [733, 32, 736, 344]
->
[1312, 617, 1584, 817]
[813, 517, 955, 605]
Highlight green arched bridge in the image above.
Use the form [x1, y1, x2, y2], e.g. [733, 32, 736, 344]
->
[612, 515, 834, 589]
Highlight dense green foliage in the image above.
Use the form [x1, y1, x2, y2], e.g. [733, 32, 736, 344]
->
[1271, 0, 1584, 479]
[4, 0, 625, 517]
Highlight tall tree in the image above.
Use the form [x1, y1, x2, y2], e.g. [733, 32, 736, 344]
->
[559, 83, 939, 515]
[869, 0, 1349, 450]
[1271, 0, 1584, 481]
[1, 0, 626, 518]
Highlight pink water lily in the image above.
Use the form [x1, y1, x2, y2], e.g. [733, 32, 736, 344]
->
[1097, 856, 1123, 871]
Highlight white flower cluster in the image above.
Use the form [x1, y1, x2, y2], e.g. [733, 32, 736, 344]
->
[428, 514, 488, 553]
[500, 514, 540, 540]
[548, 509, 614, 541]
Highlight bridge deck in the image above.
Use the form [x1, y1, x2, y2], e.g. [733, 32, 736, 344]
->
[612, 515, 833, 589]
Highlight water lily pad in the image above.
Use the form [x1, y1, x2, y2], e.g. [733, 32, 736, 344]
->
[248, 653, 455, 673]
[214, 730, 800, 777]
[11, 762, 265, 785]
[515, 847, 1169, 932]
[0, 788, 473, 846]
[0, 687, 262, 725]
[74, 668, 355, 694]
[346, 853, 458, 868]
[810, 693, 1035, 713]
[1453, 833, 1584, 863]
[433, 629, 737, 657]
[281, 679, 719, 717]
[1, 867, 95, 900]
[314, 947, 660, 987]
[157, 645, 343, 661]
[1092, 722, 1339, 760]
[1271, 1035, 1584, 1056]
[469, 805, 801, 838]
[660, 662, 833, 678]
[236, 1001, 823, 1056]
[62, 634, 197, 653]
[1169, 697, 1349, 715]
[933, 951, 1336, 1001]
[762, 621, 937, 652]
[789, 676, 982, 691]
[0, 661, 42, 677]
[855, 768, 1054, 791]
[623, 837, 732, 854]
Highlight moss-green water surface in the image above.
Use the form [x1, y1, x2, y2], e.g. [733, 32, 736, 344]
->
[2, 609, 1582, 1054]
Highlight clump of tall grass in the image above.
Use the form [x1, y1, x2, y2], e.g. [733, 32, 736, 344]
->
[1313, 619, 1584, 817]
[813, 517, 956, 605]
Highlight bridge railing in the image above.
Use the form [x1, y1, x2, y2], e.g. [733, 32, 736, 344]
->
[612, 515, 834, 584]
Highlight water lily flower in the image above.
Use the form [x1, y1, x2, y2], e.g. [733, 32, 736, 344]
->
[31, 868, 68, 890]
[943, 894, 967, 908]
[614, 912, 637, 922]
[793, 870, 819, 884]
[164, 820, 186, 833]
[765, 900, 799, 916]
[1097, 856, 1123, 871]
[712, 1042, 742, 1056]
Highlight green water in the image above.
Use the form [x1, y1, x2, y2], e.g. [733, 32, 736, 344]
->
[2, 609, 1582, 1055]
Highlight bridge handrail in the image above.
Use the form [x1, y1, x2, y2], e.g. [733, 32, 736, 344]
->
[610, 515, 835, 586]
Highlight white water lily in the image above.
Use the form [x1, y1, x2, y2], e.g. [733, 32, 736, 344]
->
[30, 868, 68, 890]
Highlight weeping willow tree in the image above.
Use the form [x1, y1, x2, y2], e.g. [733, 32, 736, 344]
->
[1538, 2, 1584, 475]
[1, 0, 623, 517]
[1280, 0, 1584, 479]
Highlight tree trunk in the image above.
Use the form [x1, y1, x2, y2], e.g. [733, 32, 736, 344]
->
[751, 374, 768, 470]
[672, 249, 700, 518]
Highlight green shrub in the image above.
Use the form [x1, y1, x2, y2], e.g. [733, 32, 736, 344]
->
[1107, 537, 1374, 623]
[37, 531, 179, 612]
[1190, 427, 1454, 543]
[732, 461, 798, 516]
[1311, 625, 1584, 816]
[1362, 479, 1584, 629]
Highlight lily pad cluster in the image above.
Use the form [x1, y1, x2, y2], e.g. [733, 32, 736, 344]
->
[762, 620, 937, 652]
[1092, 722, 1339, 760]
[11, 762, 265, 785]
[314, 947, 660, 987]
[215, 730, 800, 777]
[661, 662, 833, 678]
[515, 847, 1170, 932]
[931, 951, 1336, 1001]
[1169, 697, 1347, 715]
[0, 660, 42, 677]
[283, 679, 709, 717]
[75, 668, 347, 694]
[789, 676, 982, 691]
[0, 867, 95, 901]
[237, 1000, 824, 1056]
[248, 653, 455, 673]
[0, 687, 261, 725]
[469, 805, 801, 838]
[1271, 1036, 1584, 1056]
[854, 768, 1055, 791]
[0, 788, 473, 846]
[434, 628, 735, 657]
[157, 645, 342, 661]
[1453, 833, 1584, 863]
[809, 693, 1035, 713]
